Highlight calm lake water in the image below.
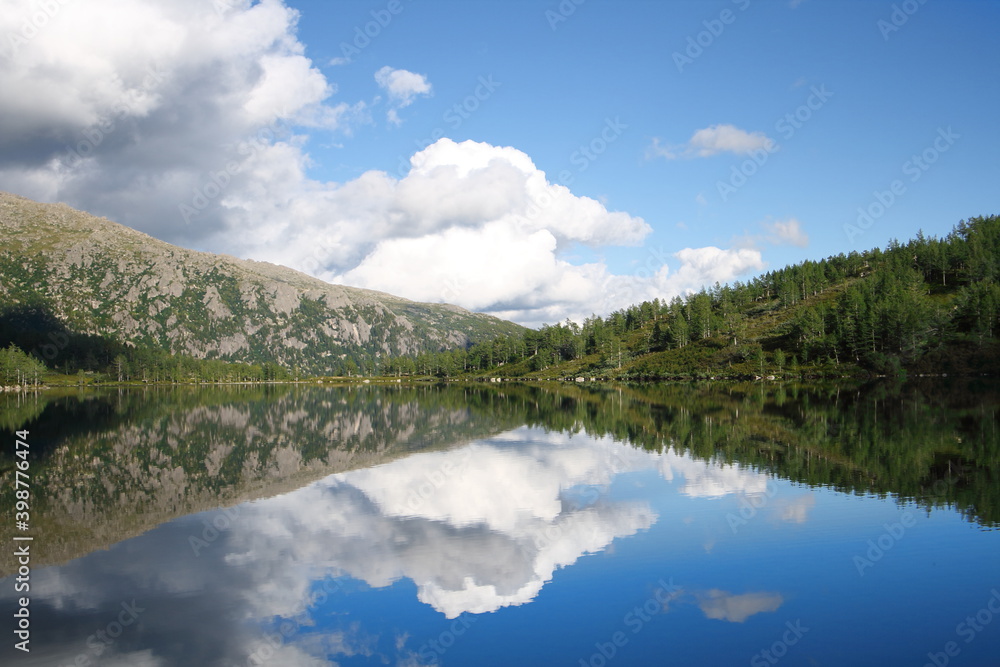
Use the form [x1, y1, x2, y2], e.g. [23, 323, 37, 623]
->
[2, 381, 999, 666]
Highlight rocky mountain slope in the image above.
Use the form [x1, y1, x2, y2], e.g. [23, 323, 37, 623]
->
[0, 192, 523, 374]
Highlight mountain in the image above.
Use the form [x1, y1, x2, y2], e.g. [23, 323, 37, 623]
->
[0, 192, 524, 375]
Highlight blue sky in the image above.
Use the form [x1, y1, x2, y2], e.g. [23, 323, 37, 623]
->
[297, 0, 998, 261]
[1, 0, 998, 325]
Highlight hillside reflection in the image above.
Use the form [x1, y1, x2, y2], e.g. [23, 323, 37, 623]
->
[1, 378, 997, 576]
[0, 379, 997, 666]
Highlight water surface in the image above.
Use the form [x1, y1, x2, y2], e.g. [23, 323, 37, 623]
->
[1, 381, 998, 666]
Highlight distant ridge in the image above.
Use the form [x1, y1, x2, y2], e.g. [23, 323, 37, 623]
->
[0, 192, 523, 374]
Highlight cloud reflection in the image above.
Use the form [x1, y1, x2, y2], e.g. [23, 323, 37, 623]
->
[656, 449, 770, 498]
[0, 426, 791, 665]
[228, 430, 662, 618]
[695, 589, 785, 623]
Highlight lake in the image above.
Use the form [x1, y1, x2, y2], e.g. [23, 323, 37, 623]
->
[2, 380, 999, 666]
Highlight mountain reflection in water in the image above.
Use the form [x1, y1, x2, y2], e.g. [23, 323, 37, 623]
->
[0, 380, 997, 666]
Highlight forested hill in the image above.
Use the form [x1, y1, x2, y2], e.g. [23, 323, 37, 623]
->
[392, 216, 1000, 379]
[0, 192, 524, 379]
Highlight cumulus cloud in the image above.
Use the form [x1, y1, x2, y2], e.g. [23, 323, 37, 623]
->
[374, 66, 432, 126]
[375, 66, 432, 106]
[763, 217, 809, 247]
[218, 136, 668, 325]
[649, 124, 775, 159]
[0, 0, 365, 247]
[300, 139, 762, 325]
[0, 0, 768, 326]
[657, 246, 765, 295]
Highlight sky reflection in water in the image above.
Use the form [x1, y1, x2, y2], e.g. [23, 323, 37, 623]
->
[5, 423, 1000, 666]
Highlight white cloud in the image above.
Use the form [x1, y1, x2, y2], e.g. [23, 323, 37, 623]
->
[0, 0, 361, 246]
[649, 124, 775, 159]
[217, 136, 666, 325]
[375, 66, 432, 106]
[374, 66, 431, 125]
[650, 246, 765, 301]
[763, 217, 809, 247]
[299, 139, 761, 325]
[0, 0, 768, 327]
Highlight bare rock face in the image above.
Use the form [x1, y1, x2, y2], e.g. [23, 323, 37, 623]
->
[0, 192, 523, 373]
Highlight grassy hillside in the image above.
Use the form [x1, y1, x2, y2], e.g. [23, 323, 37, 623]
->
[389, 215, 1000, 380]
[0, 192, 524, 378]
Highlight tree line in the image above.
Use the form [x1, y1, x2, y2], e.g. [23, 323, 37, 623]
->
[383, 215, 1000, 378]
[0, 306, 294, 385]
[0, 344, 47, 386]
[4, 215, 997, 382]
